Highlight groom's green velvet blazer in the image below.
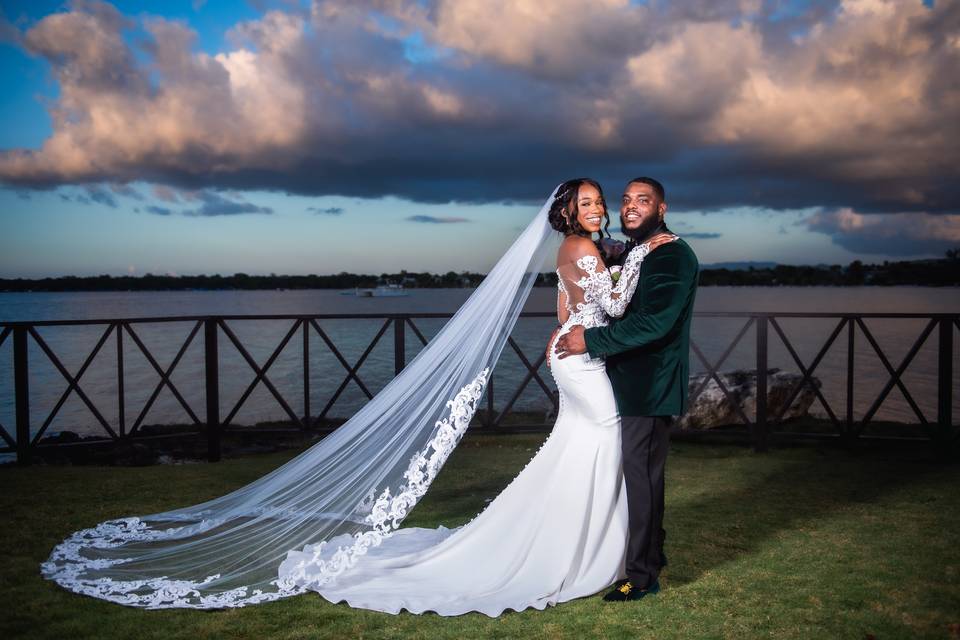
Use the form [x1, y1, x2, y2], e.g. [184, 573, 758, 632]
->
[584, 238, 699, 417]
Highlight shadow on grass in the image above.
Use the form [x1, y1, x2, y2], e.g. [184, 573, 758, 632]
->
[391, 436, 952, 591]
[662, 442, 947, 588]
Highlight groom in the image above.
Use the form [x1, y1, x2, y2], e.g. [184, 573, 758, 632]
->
[555, 177, 699, 601]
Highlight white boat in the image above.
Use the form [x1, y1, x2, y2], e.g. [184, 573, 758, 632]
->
[340, 284, 409, 297]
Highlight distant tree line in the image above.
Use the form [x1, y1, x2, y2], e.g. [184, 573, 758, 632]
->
[698, 255, 959, 286]
[2, 253, 957, 292]
[0, 270, 535, 292]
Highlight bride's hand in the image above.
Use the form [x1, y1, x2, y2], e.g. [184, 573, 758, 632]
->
[645, 232, 677, 252]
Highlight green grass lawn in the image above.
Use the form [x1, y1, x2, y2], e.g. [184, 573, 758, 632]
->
[2, 436, 958, 639]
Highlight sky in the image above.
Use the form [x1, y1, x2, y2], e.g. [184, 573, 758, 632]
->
[0, 0, 958, 278]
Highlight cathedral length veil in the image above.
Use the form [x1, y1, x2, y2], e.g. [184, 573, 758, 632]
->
[41, 191, 558, 609]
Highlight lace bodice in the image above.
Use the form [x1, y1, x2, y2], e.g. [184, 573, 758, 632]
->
[556, 243, 650, 330]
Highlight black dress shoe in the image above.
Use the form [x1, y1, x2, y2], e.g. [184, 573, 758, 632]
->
[602, 579, 660, 602]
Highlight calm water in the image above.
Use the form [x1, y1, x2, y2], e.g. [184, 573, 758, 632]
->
[1, 287, 957, 445]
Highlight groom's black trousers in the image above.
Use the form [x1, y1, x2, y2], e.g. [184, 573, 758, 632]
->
[620, 415, 671, 588]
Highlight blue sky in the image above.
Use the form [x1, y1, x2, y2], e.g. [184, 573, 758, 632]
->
[1, 1, 957, 278]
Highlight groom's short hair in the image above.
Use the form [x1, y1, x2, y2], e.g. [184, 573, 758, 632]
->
[627, 177, 665, 202]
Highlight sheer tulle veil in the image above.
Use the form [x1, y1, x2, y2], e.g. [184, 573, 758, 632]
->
[41, 189, 559, 608]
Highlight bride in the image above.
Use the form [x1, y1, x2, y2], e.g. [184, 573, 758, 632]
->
[41, 179, 673, 615]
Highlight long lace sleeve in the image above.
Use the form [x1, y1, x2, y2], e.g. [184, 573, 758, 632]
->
[572, 244, 650, 318]
[556, 278, 571, 325]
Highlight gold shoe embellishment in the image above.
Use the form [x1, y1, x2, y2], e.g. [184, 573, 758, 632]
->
[618, 582, 633, 595]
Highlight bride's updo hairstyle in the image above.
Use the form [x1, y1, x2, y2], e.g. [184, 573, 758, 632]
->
[548, 178, 610, 239]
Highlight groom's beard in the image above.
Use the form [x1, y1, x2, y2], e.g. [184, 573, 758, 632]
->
[621, 213, 664, 243]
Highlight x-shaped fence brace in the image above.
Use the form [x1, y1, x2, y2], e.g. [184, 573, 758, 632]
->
[308, 317, 393, 425]
[856, 317, 937, 436]
[28, 324, 119, 444]
[688, 317, 756, 427]
[219, 318, 305, 428]
[122, 320, 204, 435]
[769, 317, 846, 431]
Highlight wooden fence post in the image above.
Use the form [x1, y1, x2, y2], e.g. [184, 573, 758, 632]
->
[938, 318, 954, 452]
[13, 325, 30, 465]
[394, 317, 406, 376]
[755, 315, 769, 452]
[205, 318, 221, 462]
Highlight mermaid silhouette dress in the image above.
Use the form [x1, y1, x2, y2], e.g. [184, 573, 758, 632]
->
[277, 243, 650, 616]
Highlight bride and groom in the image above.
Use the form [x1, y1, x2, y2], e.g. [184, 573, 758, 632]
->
[41, 177, 699, 616]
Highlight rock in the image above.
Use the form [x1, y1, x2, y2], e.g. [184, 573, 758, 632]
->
[38, 430, 82, 444]
[679, 368, 820, 430]
[108, 442, 157, 466]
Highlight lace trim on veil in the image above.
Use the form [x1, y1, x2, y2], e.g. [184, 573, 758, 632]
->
[39, 517, 276, 609]
[41, 369, 490, 609]
[279, 368, 489, 590]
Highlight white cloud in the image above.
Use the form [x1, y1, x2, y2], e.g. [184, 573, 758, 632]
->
[0, 0, 957, 214]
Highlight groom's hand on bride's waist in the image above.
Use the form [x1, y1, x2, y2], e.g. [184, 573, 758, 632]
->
[546, 325, 562, 368]
[555, 325, 587, 359]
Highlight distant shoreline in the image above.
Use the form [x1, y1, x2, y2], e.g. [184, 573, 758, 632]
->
[1, 256, 958, 291]
[4, 283, 960, 293]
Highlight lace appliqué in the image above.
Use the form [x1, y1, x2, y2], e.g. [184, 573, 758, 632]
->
[569, 255, 611, 328]
[573, 245, 649, 321]
[556, 276, 574, 315]
[41, 516, 300, 609]
[42, 370, 490, 608]
[279, 368, 490, 589]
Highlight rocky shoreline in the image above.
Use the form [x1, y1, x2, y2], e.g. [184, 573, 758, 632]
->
[680, 368, 819, 429]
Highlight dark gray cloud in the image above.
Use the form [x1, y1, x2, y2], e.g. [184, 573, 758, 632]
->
[308, 206, 344, 215]
[152, 185, 181, 203]
[182, 191, 273, 216]
[805, 208, 960, 256]
[0, 0, 957, 225]
[682, 232, 722, 240]
[406, 215, 470, 224]
[110, 183, 143, 201]
[82, 185, 118, 208]
[144, 205, 173, 216]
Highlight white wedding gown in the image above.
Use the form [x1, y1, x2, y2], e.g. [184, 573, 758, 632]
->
[278, 245, 649, 616]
